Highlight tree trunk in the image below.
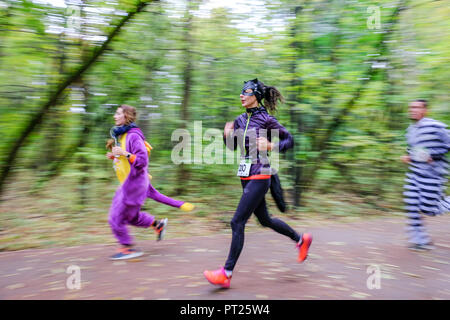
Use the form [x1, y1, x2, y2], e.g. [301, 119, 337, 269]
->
[175, 0, 195, 195]
[41, 26, 67, 172]
[287, 5, 304, 207]
[77, 80, 91, 206]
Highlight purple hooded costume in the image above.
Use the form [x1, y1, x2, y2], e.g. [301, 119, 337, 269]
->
[109, 127, 184, 246]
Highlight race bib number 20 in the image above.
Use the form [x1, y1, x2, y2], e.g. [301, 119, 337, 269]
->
[237, 159, 251, 177]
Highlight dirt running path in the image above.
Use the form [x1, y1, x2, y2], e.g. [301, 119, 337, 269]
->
[1, 216, 449, 300]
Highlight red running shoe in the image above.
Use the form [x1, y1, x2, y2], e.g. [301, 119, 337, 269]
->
[203, 267, 231, 288]
[297, 233, 312, 263]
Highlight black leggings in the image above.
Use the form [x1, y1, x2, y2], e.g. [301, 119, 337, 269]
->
[224, 179, 301, 271]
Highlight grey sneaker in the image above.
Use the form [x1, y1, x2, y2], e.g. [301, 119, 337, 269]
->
[110, 247, 144, 260]
[155, 218, 168, 241]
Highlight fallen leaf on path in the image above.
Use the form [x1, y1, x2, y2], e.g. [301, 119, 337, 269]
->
[132, 287, 149, 294]
[269, 267, 291, 273]
[76, 258, 95, 262]
[432, 260, 449, 265]
[190, 248, 207, 252]
[185, 282, 208, 287]
[350, 292, 371, 299]
[327, 275, 346, 280]
[146, 263, 164, 267]
[327, 242, 346, 246]
[17, 267, 33, 271]
[154, 289, 167, 294]
[6, 283, 25, 290]
[52, 252, 68, 256]
[382, 264, 400, 269]
[50, 268, 65, 274]
[295, 273, 308, 277]
[336, 287, 350, 292]
[344, 266, 361, 270]
[402, 272, 423, 278]
[169, 283, 181, 287]
[422, 266, 440, 271]
[42, 286, 65, 292]
[142, 278, 158, 282]
[326, 250, 343, 255]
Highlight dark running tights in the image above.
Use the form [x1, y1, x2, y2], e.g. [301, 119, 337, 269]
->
[224, 178, 301, 271]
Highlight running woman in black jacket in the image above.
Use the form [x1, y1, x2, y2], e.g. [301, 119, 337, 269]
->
[204, 79, 312, 288]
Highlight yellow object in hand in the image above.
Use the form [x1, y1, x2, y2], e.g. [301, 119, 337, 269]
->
[180, 202, 195, 212]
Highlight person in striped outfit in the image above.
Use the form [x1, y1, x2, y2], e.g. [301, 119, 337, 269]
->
[401, 99, 450, 251]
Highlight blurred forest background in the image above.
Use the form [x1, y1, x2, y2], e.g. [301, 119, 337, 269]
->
[0, 0, 448, 251]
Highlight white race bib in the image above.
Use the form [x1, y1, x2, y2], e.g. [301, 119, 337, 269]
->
[237, 159, 252, 177]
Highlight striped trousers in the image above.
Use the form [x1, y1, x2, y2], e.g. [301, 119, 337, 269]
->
[403, 171, 450, 245]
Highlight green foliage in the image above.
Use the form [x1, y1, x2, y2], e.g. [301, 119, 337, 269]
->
[0, 0, 448, 249]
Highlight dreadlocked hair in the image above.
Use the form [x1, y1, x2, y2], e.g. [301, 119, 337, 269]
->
[260, 82, 284, 113]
